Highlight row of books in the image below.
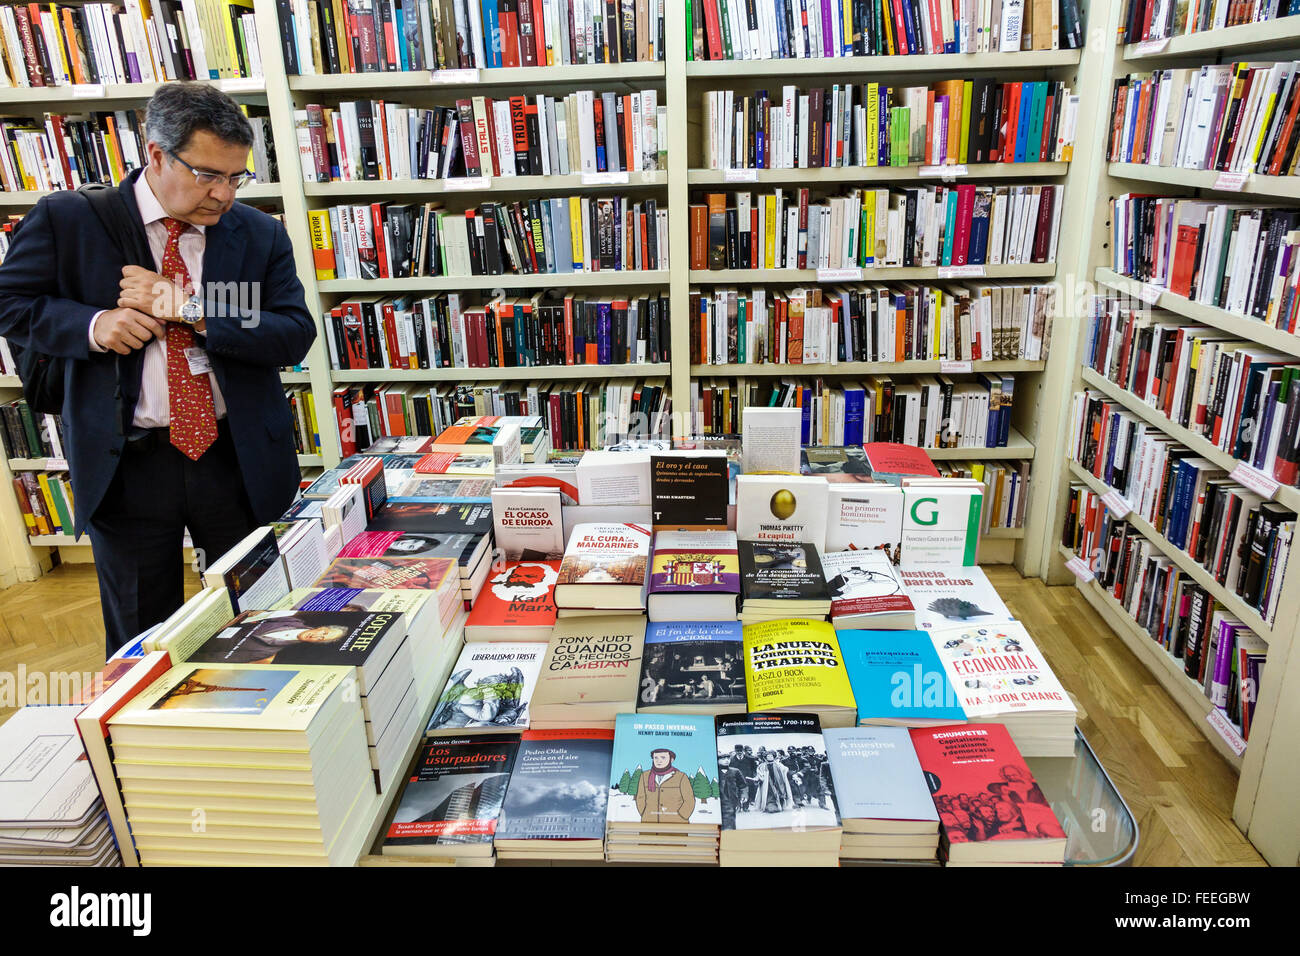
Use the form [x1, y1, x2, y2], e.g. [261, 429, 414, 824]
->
[687, 0, 1085, 60]
[1119, 0, 1298, 43]
[1107, 195, 1300, 333]
[322, 290, 671, 371]
[309, 195, 668, 280]
[702, 79, 1078, 171]
[1062, 507, 1265, 744]
[0, 0, 262, 87]
[1068, 390, 1295, 627]
[11, 468, 74, 537]
[0, 397, 62, 462]
[297, 89, 664, 185]
[1083, 296, 1300, 488]
[285, 384, 322, 456]
[687, 374, 1019, 451]
[689, 184, 1064, 271]
[279, 0, 667, 74]
[690, 281, 1053, 365]
[939, 458, 1030, 530]
[1109, 61, 1300, 176]
[0, 110, 276, 193]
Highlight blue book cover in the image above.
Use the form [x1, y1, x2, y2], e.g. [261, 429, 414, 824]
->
[607, 713, 721, 826]
[597, 300, 612, 364]
[1026, 82, 1047, 163]
[822, 726, 940, 823]
[800, 388, 812, 444]
[480, 0, 501, 68]
[639, 622, 745, 711]
[550, 198, 574, 273]
[395, 5, 409, 70]
[496, 729, 615, 841]
[843, 384, 866, 445]
[941, 191, 958, 267]
[1014, 83, 1034, 163]
[836, 629, 968, 725]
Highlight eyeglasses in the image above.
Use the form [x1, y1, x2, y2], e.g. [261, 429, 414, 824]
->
[167, 149, 255, 190]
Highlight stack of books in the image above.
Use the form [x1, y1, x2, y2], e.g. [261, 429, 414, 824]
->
[647, 530, 740, 622]
[109, 662, 375, 866]
[554, 522, 652, 615]
[636, 621, 747, 715]
[821, 549, 916, 630]
[742, 619, 858, 729]
[738, 541, 831, 624]
[425, 642, 546, 736]
[529, 616, 646, 729]
[604, 714, 721, 864]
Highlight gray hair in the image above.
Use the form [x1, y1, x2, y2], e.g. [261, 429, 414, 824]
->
[144, 82, 254, 154]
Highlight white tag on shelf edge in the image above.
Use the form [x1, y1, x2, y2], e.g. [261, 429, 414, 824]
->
[73, 83, 104, 97]
[1135, 37, 1170, 55]
[1065, 554, 1095, 583]
[920, 164, 968, 178]
[816, 268, 862, 282]
[724, 167, 759, 182]
[1213, 170, 1250, 192]
[1138, 282, 1163, 305]
[45, 457, 67, 471]
[940, 360, 974, 374]
[582, 171, 629, 185]
[1230, 461, 1280, 499]
[445, 175, 490, 190]
[938, 264, 985, 279]
[219, 77, 262, 92]
[430, 68, 478, 83]
[1101, 489, 1133, 518]
[1206, 709, 1247, 757]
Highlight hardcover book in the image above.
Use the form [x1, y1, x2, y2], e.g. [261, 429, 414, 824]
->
[735, 474, 829, 547]
[554, 522, 652, 609]
[426, 642, 546, 735]
[637, 621, 746, 715]
[647, 530, 740, 621]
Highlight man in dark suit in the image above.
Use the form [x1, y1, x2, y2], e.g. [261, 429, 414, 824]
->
[0, 83, 315, 656]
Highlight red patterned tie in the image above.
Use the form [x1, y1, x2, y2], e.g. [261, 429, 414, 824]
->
[161, 217, 217, 460]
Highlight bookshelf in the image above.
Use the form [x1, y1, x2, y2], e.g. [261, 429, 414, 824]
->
[1042, 2, 1300, 866]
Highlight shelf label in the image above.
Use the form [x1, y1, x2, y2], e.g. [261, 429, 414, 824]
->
[1137, 282, 1163, 305]
[444, 175, 490, 190]
[724, 167, 758, 182]
[1213, 170, 1250, 192]
[1230, 461, 1280, 500]
[940, 360, 973, 374]
[920, 164, 967, 179]
[45, 457, 67, 471]
[938, 264, 985, 278]
[816, 267, 862, 282]
[582, 171, 629, 185]
[430, 68, 478, 83]
[1065, 554, 1095, 583]
[1101, 489, 1132, 518]
[73, 83, 104, 97]
[1135, 37, 1170, 55]
[1206, 709, 1247, 758]
[219, 77, 262, 93]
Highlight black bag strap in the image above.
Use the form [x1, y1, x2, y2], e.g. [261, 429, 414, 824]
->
[77, 182, 155, 269]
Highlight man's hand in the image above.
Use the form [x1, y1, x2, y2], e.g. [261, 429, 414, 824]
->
[92, 307, 166, 355]
[118, 265, 187, 322]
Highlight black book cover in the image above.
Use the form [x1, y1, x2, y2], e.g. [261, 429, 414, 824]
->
[363, 302, 385, 368]
[651, 454, 729, 529]
[738, 541, 829, 603]
[382, 737, 519, 848]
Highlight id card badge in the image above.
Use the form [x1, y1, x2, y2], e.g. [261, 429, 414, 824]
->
[184, 347, 212, 376]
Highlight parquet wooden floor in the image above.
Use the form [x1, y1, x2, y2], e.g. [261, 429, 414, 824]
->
[0, 562, 1265, 865]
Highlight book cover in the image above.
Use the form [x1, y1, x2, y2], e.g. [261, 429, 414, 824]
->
[496, 729, 616, 841]
[715, 713, 841, 830]
[801, 446, 873, 481]
[337, 530, 484, 564]
[928, 622, 1076, 720]
[638, 621, 746, 710]
[901, 485, 983, 566]
[313, 556, 459, 591]
[742, 406, 803, 474]
[426, 642, 546, 734]
[862, 442, 941, 484]
[648, 531, 740, 595]
[742, 619, 856, 713]
[824, 483, 904, 557]
[368, 500, 494, 535]
[575, 449, 652, 506]
[822, 726, 940, 824]
[607, 713, 721, 826]
[650, 451, 729, 530]
[382, 736, 519, 849]
[0, 706, 102, 827]
[464, 560, 560, 633]
[836, 629, 968, 725]
[897, 566, 1016, 629]
[220, 528, 290, 613]
[738, 541, 829, 602]
[735, 474, 829, 547]
[531, 616, 645, 718]
[556, 523, 651, 588]
[490, 488, 565, 559]
[821, 550, 915, 621]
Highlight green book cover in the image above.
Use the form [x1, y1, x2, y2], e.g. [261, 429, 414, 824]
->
[942, 190, 958, 267]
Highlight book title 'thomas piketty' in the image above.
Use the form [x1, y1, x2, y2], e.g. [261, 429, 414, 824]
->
[750, 641, 842, 670]
[548, 635, 637, 670]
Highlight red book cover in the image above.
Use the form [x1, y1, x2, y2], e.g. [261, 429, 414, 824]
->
[952, 183, 975, 266]
[563, 295, 575, 364]
[908, 724, 1066, 858]
[1169, 224, 1201, 297]
[500, 0, 521, 68]
[1030, 186, 1055, 263]
[532, 0, 547, 63]
[314, 556, 459, 591]
[333, 388, 357, 457]
[750, 206, 759, 267]
[456, 99, 480, 177]
[862, 442, 940, 479]
[1040, 88, 1056, 162]
[889, 0, 909, 54]
[1006, 83, 1023, 160]
[702, 0, 723, 59]
[381, 301, 401, 368]
[517, 0, 538, 66]
[370, 203, 391, 278]
[465, 559, 560, 636]
[1268, 81, 1300, 175]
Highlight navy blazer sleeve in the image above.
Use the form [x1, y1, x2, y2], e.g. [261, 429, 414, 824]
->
[200, 218, 315, 369]
[0, 199, 99, 360]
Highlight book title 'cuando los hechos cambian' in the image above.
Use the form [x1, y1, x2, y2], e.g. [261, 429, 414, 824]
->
[750, 641, 842, 670]
[548, 635, 637, 670]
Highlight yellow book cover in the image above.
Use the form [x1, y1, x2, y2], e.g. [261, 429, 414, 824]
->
[959, 79, 973, 164]
[862, 190, 875, 264]
[35, 473, 59, 532]
[932, 289, 944, 356]
[307, 209, 335, 279]
[569, 195, 583, 268]
[764, 194, 776, 268]
[43, 5, 72, 84]
[330, 0, 350, 71]
[742, 619, 855, 714]
[304, 390, 320, 451]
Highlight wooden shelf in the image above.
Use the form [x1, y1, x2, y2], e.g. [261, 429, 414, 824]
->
[690, 360, 1046, 375]
[1066, 459, 1279, 643]
[7, 459, 63, 472]
[289, 62, 666, 93]
[1058, 543, 1244, 772]
[928, 427, 1035, 460]
[0, 182, 281, 207]
[331, 363, 668, 383]
[1121, 18, 1300, 61]
[1108, 163, 1300, 200]
[688, 163, 1069, 186]
[304, 172, 666, 199]
[28, 534, 83, 546]
[984, 527, 1026, 539]
[1094, 268, 1300, 359]
[1080, 367, 1300, 514]
[0, 76, 266, 107]
[318, 271, 670, 293]
[0, 375, 21, 388]
[685, 50, 1082, 79]
[279, 371, 312, 383]
[297, 454, 323, 467]
[690, 263, 1057, 283]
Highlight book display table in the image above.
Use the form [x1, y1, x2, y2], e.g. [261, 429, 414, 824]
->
[1028, 731, 1138, 867]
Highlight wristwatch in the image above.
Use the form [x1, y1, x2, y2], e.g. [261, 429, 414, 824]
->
[178, 293, 203, 326]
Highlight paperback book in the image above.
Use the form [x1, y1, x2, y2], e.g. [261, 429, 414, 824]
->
[555, 522, 652, 610]
[836, 629, 968, 726]
[742, 618, 857, 728]
[821, 549, 916, 629]
[736, 474, 829, 547]
[426, 642, 547, 735]
[464, 560, 560, 642]
[647, 530, 740, 621]
[898, 566, 1016, 629]
[496, 729, 616, 851]
[637, 621, 746, 715]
